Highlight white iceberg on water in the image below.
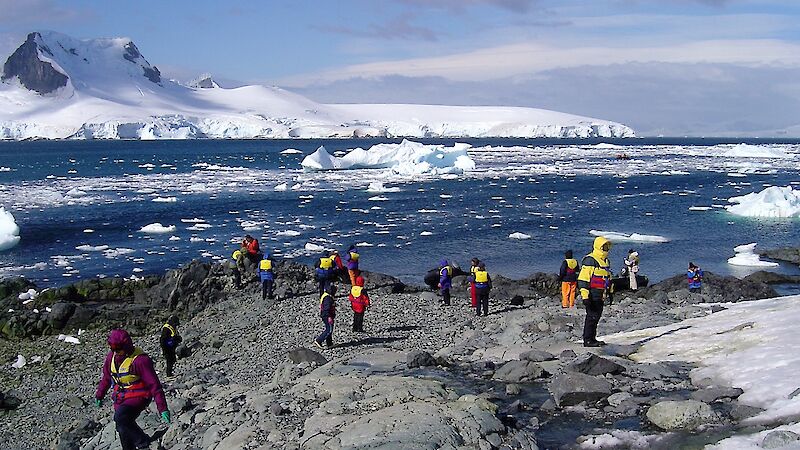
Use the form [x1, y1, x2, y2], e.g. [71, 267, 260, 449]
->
[726, 186, 800, 218]
[508, 232, 532, 240]
[721, 144, 794, 159]
[301, 140, 475, 175]
[139, 223, 177, 234]
[589, 230, 670, 243]
[727, 243, 779, 267]
[0, 207, 21, 251]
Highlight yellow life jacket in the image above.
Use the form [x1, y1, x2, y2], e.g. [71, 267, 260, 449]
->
[111, 347, 144, 388]
[584, 254, 611, 290]
[162, 323, 176, 337]
[351, 285, 363, 297]
[232, 250, 242, 260]
[320, 257, 333, 269]
[349, 251, 360, 261]
[259, 259, 273, 271]
[319, 292, 331, 305]
[470, 265, 478, 274]
[474, 270, 489, 283]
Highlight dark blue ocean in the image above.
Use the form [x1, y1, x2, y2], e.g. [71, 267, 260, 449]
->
[0, 137, 798, 290]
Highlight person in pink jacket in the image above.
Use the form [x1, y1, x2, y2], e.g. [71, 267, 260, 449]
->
[95, 329, 170, 450]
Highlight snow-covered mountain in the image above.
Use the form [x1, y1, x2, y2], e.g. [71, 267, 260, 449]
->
[0, 31, 635, 140]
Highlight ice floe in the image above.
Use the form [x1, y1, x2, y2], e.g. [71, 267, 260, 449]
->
[721, 144, 794, 159]
[139, 223, 177, 233]
[276, 230, 301, 237]
[726, 186, 800, 218]
[0, 207, 20, 251]
[727, 243, 779, 267]
[508, 232, 532, 240]
[366, 182, 402, 193]
[280, 148, 303, 155]
[301, 140, 475, 175]
[152, 196, 177, 202]
[75, 244, 109, 252]
[305, 242, 326, 252]
[589, 230, 670, 243]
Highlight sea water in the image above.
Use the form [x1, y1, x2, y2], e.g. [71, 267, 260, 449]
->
[0, 138, 798, 288]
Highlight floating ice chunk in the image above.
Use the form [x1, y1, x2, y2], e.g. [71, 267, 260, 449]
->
[169, 235, 181, 241]
[301, 140, 475, 175]
[0, 207, 20, 251]
[103, 248, 135, 259]
[190, 237, 204, 243]
[589, 230, 670, 243]
[0, 167, 11, 172]
[727, 243, 779, 267]
[509, 232, 532, 240]
[305, 242, 326, 252]
[368, 195, 389, 201]
[417, 209, 439, 213]
[440, 194, 452, 199]
[65, 188, 87, 197]
[420, 231, 433, 236]
[76, 244, 109, 252]
[722, 144, 794, 159]
[181, 218, 206, 223]
[688, 206, 712, 211]
[139, 223, 177, 233]
[83, 229, 94, 233]
[11, 355, 25, 369]
[355, 242, 373, 247]
[726, 186, 800, 218]
[18, 289, 37, 300]
[274, 183, 288, 191]
[366, 182, 402, 193]
[152, 197, 177, 203]
[276, 230, 301, 237]
[281, 148, 303, 155]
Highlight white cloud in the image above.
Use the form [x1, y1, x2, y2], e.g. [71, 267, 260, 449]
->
[283, 39, 800, 86]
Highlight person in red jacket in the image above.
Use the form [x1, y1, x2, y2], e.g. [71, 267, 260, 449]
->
[349, 284, 370, 332]
[237, 235, 262, 271]
[95, 329, 170, 450]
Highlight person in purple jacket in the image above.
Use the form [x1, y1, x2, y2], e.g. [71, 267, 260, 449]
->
[439, 259, 452, 306]
[95, 329, 170, 450]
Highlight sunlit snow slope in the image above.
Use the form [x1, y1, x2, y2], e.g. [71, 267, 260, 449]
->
[0, 31, 635, 140]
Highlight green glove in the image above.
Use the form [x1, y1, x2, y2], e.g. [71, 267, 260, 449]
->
[94, 398, 102, 407]
[161, 410, 171, 424]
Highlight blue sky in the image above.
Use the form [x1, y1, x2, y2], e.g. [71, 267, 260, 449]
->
[2, 0, 800, 135]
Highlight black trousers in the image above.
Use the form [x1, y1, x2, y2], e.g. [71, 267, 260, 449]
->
[261, 279, 274, 300]
[317, 279, 330, 298]
[114, 403, 149, 450]
[352, 311, 364, 332]
[476, 287, 490, 316]
[441, 288, 451, 305]
[162, 346, 176, 377]
[582, 296, 605, 343]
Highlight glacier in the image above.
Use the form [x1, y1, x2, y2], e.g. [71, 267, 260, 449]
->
[0, 31, 635, 141]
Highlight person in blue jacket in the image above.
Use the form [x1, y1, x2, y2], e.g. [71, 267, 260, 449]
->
[314, 284, 337, 348]
[471, 262, 492, 316]
[439, 259, 452, 306]
[687, 262, 703, 293]
[257, 253, 275, 300]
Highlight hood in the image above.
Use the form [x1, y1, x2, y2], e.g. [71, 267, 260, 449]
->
[439, 259, 448, 267]
[592, 236, 612, 260]
[107, 329, 134, 353]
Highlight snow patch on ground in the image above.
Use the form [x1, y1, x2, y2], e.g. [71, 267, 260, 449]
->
[726, 186, 800, 218]
[727, 243, 779, 267]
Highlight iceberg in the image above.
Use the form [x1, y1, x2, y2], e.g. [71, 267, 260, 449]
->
[726, 186, 800, 218]
[721, 144, 794, 159]
[138, 223, 177, 234]
[0, 207, 21, 251]
[508, 232, 532, 240]
[301, 140, 476, 175]
[727, 243, 779, 267]
[589, 230, 670, 243]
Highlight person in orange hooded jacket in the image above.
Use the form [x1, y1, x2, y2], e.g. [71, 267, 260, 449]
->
[349, 276, 370, 332]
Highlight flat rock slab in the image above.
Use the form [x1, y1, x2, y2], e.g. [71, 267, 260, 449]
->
[566, 353, 626, 376]
[690, 387, 744, 403]
[288, 347, 327, 365]
[549, 372, 613, 407]
[646, 400, 718, 430]
[520, 349, 556, 362]
[493, 360, 548, 383]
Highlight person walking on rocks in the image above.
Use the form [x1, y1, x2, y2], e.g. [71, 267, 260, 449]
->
[472, 262, 492, 316]
[315, 284, 337, 348]
[95, 329, 170, 450]
[349, 284, 370, 332]
[438, 259, 452, 306]
[344, 244, 360, 285]
[315, 254, 335, 297]
[623, 249, 640, 291]
[578, 237, 613, 347]
[257, 252, 276, 300]
[159, 315, 182, 378]
[237, 235, 262, 270]
[331, 250, 347, 283]
[469, 257, 480, 308]
[688, 262, 703, 293]
[558, 250, 579, 308]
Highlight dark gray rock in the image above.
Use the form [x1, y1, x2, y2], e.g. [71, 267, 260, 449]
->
[287, 347, 327, 365]
[559, 349, 577, 361]
[603, 343, 640, 357]
[47, 302, 76, 329]
[2, 32, 69, 94]
[638, 271, 777, 303]
[519, 349, 555, 362]
[566, 354, 626, 376]
[55, 418, 101, 450]
[759, 247, 800, 265]
[548, 372, 613, 407]
[493, 360, 548, 383]
[0, 391, 21, 410]
[762, 430, 800, 449]
[690, 387, 744, 403]
[407, 350, 436, 368]
[729, 403, 764, 421]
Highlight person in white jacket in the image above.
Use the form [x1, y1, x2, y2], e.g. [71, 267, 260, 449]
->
[623, 249, 640, 291]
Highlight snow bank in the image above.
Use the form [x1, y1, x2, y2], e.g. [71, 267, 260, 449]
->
[722, 144, 794, 159]
[301, 140, 475, 175]
[727, 243, 779, 267]
[608, 295, 800, 448]
[138, 223, 177, 234]
[0, 207, 21, 251]
[726, 186, 800, 218]
[589, 230, 670, 243]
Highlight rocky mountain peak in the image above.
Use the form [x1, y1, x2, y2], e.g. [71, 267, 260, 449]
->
[1, 32, 68, 94]
[188, 73, 219, 89]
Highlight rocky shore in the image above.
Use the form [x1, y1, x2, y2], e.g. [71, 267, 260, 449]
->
[0, 257, 796, 450]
